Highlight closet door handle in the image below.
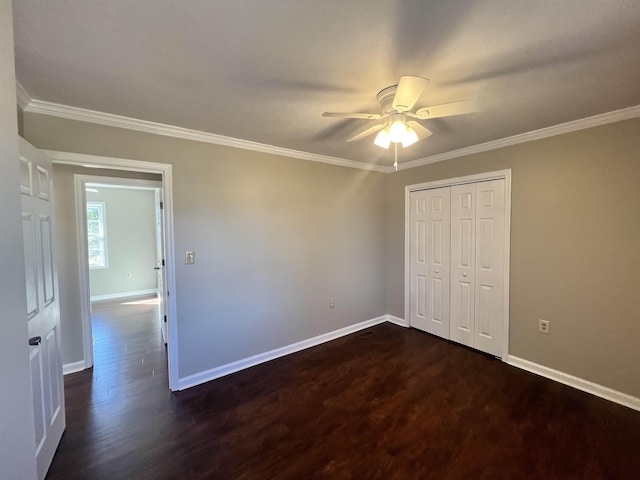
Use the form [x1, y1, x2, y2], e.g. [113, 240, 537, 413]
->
[29, 336, 42, 346]
[463, 272, 467, 277]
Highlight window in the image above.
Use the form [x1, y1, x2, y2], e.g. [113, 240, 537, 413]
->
[87, 202, 107, 268]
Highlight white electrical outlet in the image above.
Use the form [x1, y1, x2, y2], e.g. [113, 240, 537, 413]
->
[329, 299, 335, 308]
[539, 319, 550, 334]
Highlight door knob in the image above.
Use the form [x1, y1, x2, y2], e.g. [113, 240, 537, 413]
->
[29, 336, 42, 346]
[463, 272, 467, 277]
[435, 269, 439, 274]
[154, 267, 161, 270]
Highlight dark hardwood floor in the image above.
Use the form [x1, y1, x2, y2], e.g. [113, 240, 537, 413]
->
[48, 299, 640, 479]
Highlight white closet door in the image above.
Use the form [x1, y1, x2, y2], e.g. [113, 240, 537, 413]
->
[410, 187, 450, 338]
[450, 183, 475, 347]
[474, 179, 505, 356]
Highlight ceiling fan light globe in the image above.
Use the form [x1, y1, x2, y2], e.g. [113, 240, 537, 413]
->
[374, 129, 391, 149]
[401, 128, 419, 148]
[389, 120, 407, 143]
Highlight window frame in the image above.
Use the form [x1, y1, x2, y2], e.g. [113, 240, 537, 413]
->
[86, 201, 108, 269]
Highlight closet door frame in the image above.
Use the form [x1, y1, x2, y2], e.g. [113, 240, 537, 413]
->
[404, 169, 512, 360]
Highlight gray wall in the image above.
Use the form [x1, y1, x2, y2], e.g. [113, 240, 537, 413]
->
[87, 187, 157, 298]
[26, 114, 388, 379]
[52, 164, 161, 364]
[386, 118, 640, 398]
[24, 111, 640, 399]
[0, 0, 38, 477]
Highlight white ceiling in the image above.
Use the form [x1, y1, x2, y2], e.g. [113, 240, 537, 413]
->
[12, 0, 640, 168]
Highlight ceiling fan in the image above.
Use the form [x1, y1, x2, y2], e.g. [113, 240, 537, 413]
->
[323, 76, 481, 165]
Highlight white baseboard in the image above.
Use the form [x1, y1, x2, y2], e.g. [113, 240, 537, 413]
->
[386, 314, 409, 327]
[63, 360, 87, 375]
[90, 289, 157, 302]
[178, 316, 388, 390]
[506, 355, 640, 412]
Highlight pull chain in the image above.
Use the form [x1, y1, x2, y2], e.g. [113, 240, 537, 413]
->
[394, 143, 398, 171]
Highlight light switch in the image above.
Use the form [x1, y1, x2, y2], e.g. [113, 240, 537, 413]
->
[185, 251, 195, 265]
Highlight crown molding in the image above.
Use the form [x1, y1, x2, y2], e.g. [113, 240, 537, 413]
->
[17, 82, 640, 174]
[22, 98, 387, 173]
[397, 105, 640, 171]
[15, 81, 31, 110]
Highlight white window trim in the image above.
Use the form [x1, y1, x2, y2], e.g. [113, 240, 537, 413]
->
[86, 201, 108, 269]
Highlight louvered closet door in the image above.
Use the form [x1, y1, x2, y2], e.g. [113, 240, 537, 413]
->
[409, 187, 450, 338]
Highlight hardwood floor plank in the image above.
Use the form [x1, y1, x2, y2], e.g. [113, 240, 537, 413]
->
[47, 301, 640, 479]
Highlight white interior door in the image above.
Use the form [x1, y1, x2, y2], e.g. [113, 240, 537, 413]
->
[410, 187, 451, 338]
[19, 138, 65, 480]
[155, 189, 168, 345]
[473, 179, 505, 356]
[450, 183, 475, 347]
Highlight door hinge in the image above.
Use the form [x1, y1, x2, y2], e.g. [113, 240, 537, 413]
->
[164, 315, 167, 323]
[162, 258, 165, 266]
[160, 201, 164, 210]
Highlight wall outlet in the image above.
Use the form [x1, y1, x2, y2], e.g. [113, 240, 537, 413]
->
[185, 251, 195, 265]
[329, 299, 335, 308]
[539, 319, 550, 334]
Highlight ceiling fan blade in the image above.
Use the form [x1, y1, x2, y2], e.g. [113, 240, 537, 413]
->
[415, 98, 482, 119]
[407, 121, 433, 140]
[323, 112, 383, 120]
[392, 76, 429, 112]
[347, 123, 386, 142]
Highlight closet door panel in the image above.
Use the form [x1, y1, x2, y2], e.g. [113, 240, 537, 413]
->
[409, 191, 430, 332]
[450, 184, 475, 347]
[474, 179, 505, 356]
[409, 187, 451, 339]
[425, 188, 451, 338]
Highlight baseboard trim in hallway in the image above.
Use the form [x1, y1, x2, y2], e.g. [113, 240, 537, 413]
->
[62, 360, 87, 376]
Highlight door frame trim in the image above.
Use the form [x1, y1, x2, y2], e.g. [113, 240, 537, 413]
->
[404, 169, 512, 359]
[45, 150, 179, 391]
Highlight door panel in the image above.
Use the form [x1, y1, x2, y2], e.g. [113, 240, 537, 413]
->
[20, 138, 65, 480]
[474, 179, 505, 356]
[410, 188, 450, 338]
[155, 190, 168, 344]
[450, 183, 475, 346]
[22, 213, 39, 318]
[410, 192, 430, 332]
[40, 216, 55, 306]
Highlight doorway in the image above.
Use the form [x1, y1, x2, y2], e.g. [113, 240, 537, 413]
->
[46, 150, 179, 391]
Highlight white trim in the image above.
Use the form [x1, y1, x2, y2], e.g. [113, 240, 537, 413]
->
[386, 314, 409, 328]
[16, 81, 31, 110]
[507, 355, 640, 412]
[90, 289, 157, 303]
[57, 152, 180, 391]
[74, 175, 94, 370]
[178, 316, 389, 390]
[62, 360, 86, 376]
[404, 169, 512, 359]
[17, 84, 640, 174]
[397, 105, 640, 171]
[24, 99, 387, 173]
